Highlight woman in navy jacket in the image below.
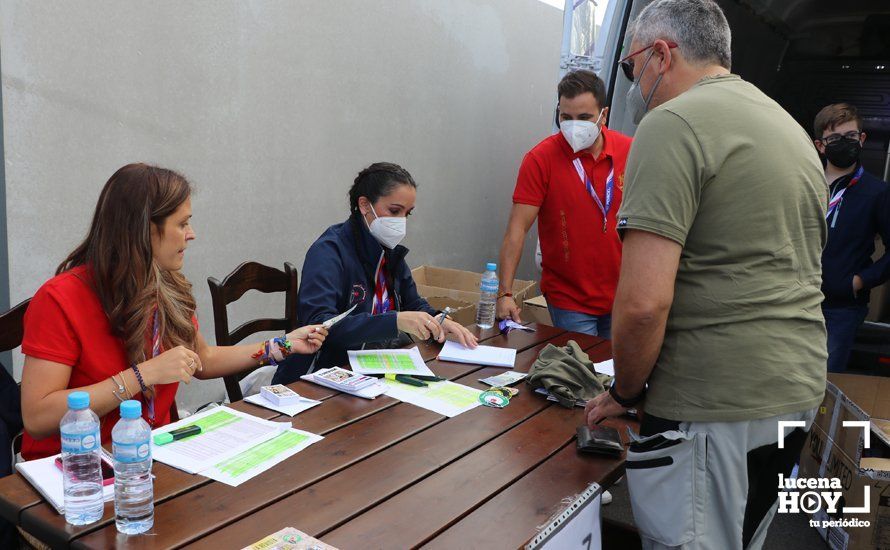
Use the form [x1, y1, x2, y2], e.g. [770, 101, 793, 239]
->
[273, 162, 477, 384]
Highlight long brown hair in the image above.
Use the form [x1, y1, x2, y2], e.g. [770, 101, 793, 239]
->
[58, 163, 197, 365]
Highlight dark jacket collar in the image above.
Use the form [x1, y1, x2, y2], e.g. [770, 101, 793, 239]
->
[829, 163, 864, 194]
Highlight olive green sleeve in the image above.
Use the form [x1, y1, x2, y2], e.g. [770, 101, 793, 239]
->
[617, 108, 706, 246]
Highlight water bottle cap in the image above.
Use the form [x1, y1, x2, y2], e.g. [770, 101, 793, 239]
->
[67, 391, 90, 410]
[120, 400, 142, 419]
[486, 262, 497, 272]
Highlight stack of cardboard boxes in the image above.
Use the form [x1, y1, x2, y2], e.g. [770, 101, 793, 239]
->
[798, 373, 890, 549]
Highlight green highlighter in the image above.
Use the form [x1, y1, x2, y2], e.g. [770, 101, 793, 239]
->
[153, 424, 201, 446]
[384, 373, 427, 387]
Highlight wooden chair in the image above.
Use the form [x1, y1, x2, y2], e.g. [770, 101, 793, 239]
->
[0, 299, 29, 463]
[0, 298, 30, 354]
[208, 262, 299, 402]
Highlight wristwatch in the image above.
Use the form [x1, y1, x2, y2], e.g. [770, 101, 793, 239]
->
[608, 383, 646, 407]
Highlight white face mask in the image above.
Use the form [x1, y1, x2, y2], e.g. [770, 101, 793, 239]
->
[626, 51, 663, 125]
[559, 111, 604, 153]
[365, 205, 406, 249]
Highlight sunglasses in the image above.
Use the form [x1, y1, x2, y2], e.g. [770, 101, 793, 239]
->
[618, 41, 678, 82]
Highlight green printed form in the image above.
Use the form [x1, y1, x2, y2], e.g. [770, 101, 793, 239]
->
[423, 382, 481, 408]
[214, 431, 311, 478]
[381, 379, 482, 417]
[355, 353, 416, 372]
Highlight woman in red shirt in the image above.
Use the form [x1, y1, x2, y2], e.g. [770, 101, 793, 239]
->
[20, 163, 327, 460]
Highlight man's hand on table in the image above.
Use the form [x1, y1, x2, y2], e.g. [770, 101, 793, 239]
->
[584, 391, 629, 428]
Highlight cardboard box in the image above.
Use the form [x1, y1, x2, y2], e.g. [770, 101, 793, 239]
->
[425, 296, 475, 327]
[797, 373, 890, 549]
[411, 266, 538, 327]
[811, 374, 890, 465]
[522, 295, 552, 326]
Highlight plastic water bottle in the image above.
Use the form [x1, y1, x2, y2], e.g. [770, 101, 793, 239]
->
[60, 391, 104, 525]
[475, 262, 498, 329]
[112, 400, 154, 534]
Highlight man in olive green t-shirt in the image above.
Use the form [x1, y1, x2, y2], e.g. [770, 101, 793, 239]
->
[585, 1, 827, 549]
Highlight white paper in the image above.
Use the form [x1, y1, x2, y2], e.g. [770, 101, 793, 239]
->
[381, 378, 482, 417]
[438, 340, 517, 368]
[244, 393, 323, 417]
[301, 369, 389, 399]
[593, 359, 615, 376]
[151, 406, 286, 474]
[16, 454, 114, 514]
[537, 492, 602, 550]
[202, 428, 323, 487]
[347, 347, 435, 377]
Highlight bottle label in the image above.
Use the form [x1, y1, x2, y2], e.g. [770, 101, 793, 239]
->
[480, 279, 499, 293]
[113, 439, 151, 464]
[61, 430, 100, 454]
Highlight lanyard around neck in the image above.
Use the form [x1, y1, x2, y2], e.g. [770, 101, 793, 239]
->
[826, 165, 864, 222]
[572, 158, 615, 232]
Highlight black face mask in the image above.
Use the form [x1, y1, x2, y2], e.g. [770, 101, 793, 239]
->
[824, 137, 861, 169]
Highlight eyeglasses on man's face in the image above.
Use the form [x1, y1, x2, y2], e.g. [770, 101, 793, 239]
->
[618, 41, 678, 82]
[818, 130, 862, 145]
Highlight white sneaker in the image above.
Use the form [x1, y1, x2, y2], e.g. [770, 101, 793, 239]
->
[601, 490, 613, 505]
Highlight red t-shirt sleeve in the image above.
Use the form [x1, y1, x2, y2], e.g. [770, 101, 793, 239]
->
[21, 286, 81, 366]
[512, 151, 548, 207]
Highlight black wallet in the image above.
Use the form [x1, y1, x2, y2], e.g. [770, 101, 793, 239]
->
[576, 425, 624, 456]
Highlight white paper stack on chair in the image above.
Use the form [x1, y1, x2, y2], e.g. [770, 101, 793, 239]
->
[16, 454, 114, 514]
[438, 340, 516, 368]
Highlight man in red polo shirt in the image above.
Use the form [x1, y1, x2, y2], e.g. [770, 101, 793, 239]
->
[497, 70, 632, 338]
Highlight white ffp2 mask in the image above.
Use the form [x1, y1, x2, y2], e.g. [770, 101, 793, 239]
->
[559, 111, 604, 153]
[366, 207, 406, 249]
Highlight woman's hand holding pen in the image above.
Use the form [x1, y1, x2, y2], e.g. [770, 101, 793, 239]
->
[397, 311, 443, 341]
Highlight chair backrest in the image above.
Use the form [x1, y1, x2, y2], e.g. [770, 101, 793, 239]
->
[0, 299, 29, 463]
[0, 299, 30, 353]
[207, 262, 299, 402]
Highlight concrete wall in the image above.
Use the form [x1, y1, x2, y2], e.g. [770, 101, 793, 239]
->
[1, 1, 562, 410]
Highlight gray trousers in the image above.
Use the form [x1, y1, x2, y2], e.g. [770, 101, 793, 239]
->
[625, 407, 817, 550]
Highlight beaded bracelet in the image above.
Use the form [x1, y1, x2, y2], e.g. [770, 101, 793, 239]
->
[131, 363, 150, 394]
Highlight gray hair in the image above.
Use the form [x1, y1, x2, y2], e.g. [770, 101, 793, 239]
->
[628, 0, 732, 70]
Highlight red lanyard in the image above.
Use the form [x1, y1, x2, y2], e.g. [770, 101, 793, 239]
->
[371, 254, 391, 315]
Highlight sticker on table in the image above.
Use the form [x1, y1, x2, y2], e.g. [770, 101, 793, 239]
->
[479, 391, 510, 408]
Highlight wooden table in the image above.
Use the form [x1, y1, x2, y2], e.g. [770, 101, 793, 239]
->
[0, 324, 636, 549]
